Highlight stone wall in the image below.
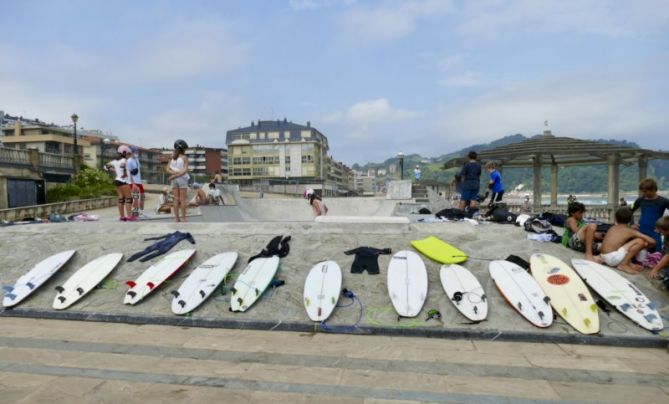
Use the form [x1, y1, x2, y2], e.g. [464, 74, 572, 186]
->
[0, 196, 116, 222]
[386, 180, 412, 200]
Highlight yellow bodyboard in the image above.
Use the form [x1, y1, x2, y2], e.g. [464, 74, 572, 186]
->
[411, 236, 467, 264]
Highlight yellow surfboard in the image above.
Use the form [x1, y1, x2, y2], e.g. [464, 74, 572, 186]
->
[411, 236, 467, 264]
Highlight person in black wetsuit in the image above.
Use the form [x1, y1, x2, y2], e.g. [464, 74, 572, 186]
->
[458, 151, 481, 211]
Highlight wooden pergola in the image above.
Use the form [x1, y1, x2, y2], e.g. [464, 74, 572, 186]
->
[444, 130, 669, 211]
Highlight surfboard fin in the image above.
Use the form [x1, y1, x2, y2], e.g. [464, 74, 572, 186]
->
[644, 313, 659, 322]
[255, 288, 260, 297]
[57, 296, 66, 303]
[55, 286, 65, 293]
[26, 282, 36, 289]
[305, 298, 311, 306]
[178, 300, 186, 308]
[543, 296, 551, 304]
[538, 311, 545, 319]
[76, 287, 84, 296]
[126, 281, 136, 288]
[237, 297, 243, 305]
[171, 290, 180, 298]
[2, 285, 14, 293]
[584, 318, 591, 327]
[147, 282, 155, 290]
[127, 291, 137, 298]
[230, 287, 237, 295]
[517, 302, 522, 311]
[5, 293, 17, 300]
[481, 294, 487, 302]
[199, 290, 205, 298]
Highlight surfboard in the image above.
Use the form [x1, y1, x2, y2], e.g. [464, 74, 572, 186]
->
[489, 260, 553, 328]
[3, 250, 76, 308]
[411, 236, 467, 264]
[387, 250, 428, 317]
[440, 264, 487, 321]
[571, 258, 663, 332]
[303, 260, 342, 321]
[530, 253, 599, 334]
[171, 252, 239, 315]
[53, 253, 123, 310]
[123, 249, 196, 305]
[230, 256, 280, 312]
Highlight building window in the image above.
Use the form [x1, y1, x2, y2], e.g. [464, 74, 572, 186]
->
[241, 157, 250, 164]
[250, 132, 257, 140]
[302, 155, 313, 164]
[268, 131, 279, 139]
[242, 168, 251, 176]
[285, 156, 290, 164]
[253, 167, 268, 176]
[301, 130, 311, 138]
[284, 131, 290, 138]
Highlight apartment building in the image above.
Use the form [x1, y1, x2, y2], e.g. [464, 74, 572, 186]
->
[226, 119, 329, 186]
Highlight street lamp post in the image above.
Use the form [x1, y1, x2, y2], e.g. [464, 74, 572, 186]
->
[100, 138, 110, 170]
[71, 113, 79, 172]
[397, 152, 405, 180]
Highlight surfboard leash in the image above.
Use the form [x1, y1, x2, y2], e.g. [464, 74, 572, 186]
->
[320, 288, 363, 333]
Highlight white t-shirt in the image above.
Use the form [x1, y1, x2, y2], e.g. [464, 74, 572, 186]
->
[108, 158, 128, 183]
[169, 156, 190, 181]
[208, 188, 221, 198]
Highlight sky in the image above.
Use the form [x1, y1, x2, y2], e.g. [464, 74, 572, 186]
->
[1, 0, 668, 166]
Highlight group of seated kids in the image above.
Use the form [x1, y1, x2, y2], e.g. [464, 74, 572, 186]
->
[562, 178, 669, 278]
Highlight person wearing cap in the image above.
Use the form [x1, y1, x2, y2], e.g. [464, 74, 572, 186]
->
[167, 139, 190, 222]
[105, 145, 132, 221]
[188, 183, 208, 207]
[126, 145, 145, 221]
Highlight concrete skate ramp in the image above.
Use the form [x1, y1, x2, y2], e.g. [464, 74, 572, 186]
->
[201, 196, 401, 222]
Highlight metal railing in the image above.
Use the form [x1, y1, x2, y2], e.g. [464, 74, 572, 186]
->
[0, 147, 31, 166]
[39, 152, 75, 170]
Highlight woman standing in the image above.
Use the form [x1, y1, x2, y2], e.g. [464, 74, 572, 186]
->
[167, 139, 190, 222]
[106, 145, 132, 221]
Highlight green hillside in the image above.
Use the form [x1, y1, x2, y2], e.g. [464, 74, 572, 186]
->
[356, 135, 669, 193]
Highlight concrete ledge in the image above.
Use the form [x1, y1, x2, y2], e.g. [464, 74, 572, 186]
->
[0, 197, 116, 221]
[315, 215, 410, 224]
[1, 308, 665, 349]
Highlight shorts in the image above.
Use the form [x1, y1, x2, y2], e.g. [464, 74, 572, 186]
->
[461, 188, 479, 202]
[601, 246, 628, 267]
[568, 233, 586, 253]
[131, 183, 145, 194]
[114, 180, 128, 187]
[171, 177, 189, 189]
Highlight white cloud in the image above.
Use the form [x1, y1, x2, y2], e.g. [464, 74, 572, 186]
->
[457, 0, 669, 39]
[325, 98, 419, 127]
[289, 0, 357, 10]
[432, 70, 666, 149]
[439, 71, 482, 87]
[340, 0, 454, 43]
[115, 91, 249, 149]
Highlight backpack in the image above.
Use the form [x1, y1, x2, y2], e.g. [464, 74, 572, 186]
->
[524, 218, 553, 234]
[434, 208, 466, 220]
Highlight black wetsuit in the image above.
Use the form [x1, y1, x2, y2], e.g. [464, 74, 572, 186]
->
[128, 231, 196, 262]
[344, 247, 392, 275]
[248, 235, 292, 262]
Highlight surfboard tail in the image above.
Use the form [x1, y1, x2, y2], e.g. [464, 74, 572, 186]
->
[126, 281, 136, 288]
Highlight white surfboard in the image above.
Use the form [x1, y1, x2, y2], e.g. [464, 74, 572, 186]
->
[387, 250, 428, 317]
[304, 260, 342, 321]
[530, 253, 599, 334]
[53, 253, 123, 310]
[171, 252, 239, 315]
[230, 256, 280, 312]
[123, 249, 196, 305]
[3, 250, 76, 308]
[440, 264, 488, 322]
[489, 260, 553, 328]
[571, 258, 663, 332]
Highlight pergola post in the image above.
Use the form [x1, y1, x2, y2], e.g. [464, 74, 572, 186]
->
[607, 153, 620, 220]
[638, 155, 648, 185]
[533, 154, 542, 212]
[550, 161, 558, 209]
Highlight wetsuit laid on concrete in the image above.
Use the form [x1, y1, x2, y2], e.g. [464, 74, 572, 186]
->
[248, 235, 292, 262]
[128, 231, 196, 262]
[344, 247, 392, 275]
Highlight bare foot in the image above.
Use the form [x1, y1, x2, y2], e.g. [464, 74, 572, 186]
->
[585, 254, 603, 264]
[617, 263, 641, 274]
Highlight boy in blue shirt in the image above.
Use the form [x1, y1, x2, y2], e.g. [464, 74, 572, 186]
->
[485, 161, 504, 207]
[649, 216, 669, 279]
[630, 178, 669, 252]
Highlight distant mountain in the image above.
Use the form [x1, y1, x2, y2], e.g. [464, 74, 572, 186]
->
[356, 134, 668, 192]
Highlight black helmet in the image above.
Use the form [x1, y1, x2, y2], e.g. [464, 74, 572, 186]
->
[174, 139, 188, 151]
